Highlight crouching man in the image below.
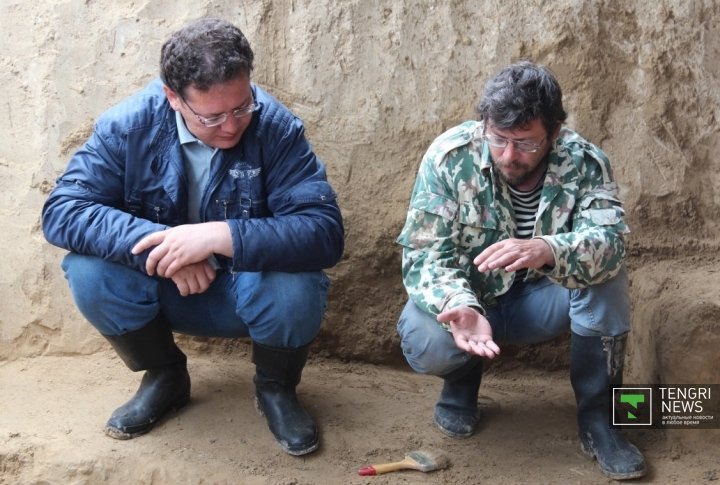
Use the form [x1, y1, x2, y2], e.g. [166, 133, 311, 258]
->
[42, 18, 344, 456]
[396, 60, 645, 479]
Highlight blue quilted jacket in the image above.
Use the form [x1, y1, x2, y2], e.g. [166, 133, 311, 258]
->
[42, 79, 344, 273]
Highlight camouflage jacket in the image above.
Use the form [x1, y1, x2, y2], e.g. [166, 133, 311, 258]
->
[397, 120, 629, 317]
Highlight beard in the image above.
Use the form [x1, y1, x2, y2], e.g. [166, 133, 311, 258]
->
[491, 157, 547, 189]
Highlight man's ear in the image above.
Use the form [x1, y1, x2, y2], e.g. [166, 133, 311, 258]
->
[163, 84, 181, 111]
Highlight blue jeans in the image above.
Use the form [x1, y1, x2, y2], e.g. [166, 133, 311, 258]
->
[61, 253, 330, 348]
[397, 268, 630, 376]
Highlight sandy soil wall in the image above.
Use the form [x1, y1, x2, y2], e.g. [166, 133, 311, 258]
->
[1, 0, 718, 383]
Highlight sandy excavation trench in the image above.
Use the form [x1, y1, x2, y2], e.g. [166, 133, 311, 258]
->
[2, 1, 720, 483]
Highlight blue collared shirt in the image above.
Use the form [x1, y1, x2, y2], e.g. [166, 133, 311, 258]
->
[175, 110, 219, 223]
[175, 111, 221, 269]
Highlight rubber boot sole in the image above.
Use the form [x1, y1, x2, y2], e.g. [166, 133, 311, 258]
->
[580, 440, 647, 480]
[255, 397, 320, 456]
[104, 394, 190, 440]
[433, 404, 479, 438]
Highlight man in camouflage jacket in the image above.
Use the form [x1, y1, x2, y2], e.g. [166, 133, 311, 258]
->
[396, 61, 646, 480]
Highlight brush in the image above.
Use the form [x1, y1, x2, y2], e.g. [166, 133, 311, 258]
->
[358, 449, 450, 476]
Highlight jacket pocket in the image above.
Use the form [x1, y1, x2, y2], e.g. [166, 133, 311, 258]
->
[126, 191, 177, 224]
[139, 200, 172, 224]
[577, 192, 626, 228]
[457, 202, 499, 229]
[409, 191, 458, 220]
[456, 203, 505, 254]
[211, 191, 269, 220]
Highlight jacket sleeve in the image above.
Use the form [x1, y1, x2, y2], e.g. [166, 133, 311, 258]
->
[396, 153, 482, 317]
[225, 117, 344, 272]
[535, 150, 629, 288]
[41, 124, 167, 272]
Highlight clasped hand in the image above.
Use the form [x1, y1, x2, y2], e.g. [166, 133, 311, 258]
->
[131, 222, 232, 296]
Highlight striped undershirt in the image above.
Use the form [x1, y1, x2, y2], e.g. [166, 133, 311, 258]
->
[507, 182, 543, 281]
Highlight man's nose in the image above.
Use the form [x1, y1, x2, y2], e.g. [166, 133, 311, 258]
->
[219, 115, 242, 131]
[500, 141, 520, 159]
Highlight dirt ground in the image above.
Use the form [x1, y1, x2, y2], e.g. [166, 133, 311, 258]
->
[2, 350, 718, 484]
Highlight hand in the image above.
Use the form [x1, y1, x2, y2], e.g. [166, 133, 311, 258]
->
[171, 260, 217, 296]
[474, 238, 554, 273]
[132, 222, 232, 277]
[437, 306, 501, 359]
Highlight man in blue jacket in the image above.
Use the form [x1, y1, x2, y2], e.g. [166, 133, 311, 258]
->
[42, 18, 344, 456]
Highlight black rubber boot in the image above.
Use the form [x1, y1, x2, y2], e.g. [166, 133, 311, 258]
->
[252, 341, 319, 456]
[103, 317, 190, 440]
[433, 358, 483, 438]
[571, 332, 647, 480]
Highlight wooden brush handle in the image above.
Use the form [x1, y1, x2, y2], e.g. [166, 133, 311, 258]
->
[370, 458, 414, 474]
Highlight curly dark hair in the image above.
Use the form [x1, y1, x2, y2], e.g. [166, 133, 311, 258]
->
[476, 60, 567, 135]
[160, 18, 254, 96]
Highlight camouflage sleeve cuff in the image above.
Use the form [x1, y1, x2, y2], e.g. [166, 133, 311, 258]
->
[533, 232, 624, 288]
[443, 293, 486, 316]
[534, 235, 563, 278]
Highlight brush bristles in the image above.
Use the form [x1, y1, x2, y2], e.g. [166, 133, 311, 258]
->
[407, 450, 450, 471]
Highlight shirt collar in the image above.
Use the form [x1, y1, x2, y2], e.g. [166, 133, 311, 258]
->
[175, 110, 202, 146]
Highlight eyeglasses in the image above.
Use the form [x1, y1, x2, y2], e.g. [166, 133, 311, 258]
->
[181, 96, 257, 127]
[482, 132, 546, 153]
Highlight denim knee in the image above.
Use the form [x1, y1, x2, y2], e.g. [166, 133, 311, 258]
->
[61, 253, 160, 335]
[397, 300, 472, 376]
[569, 267, 631, 337]
[233, 271, 330, 347]
[494, 278, 571, 345]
